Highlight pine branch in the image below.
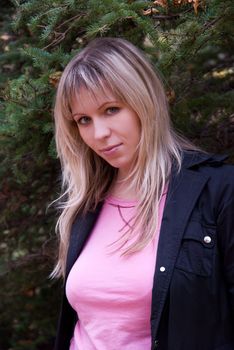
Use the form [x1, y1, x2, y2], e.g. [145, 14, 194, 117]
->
[152, 13, 180, 19]
[42, 13, 84, 49]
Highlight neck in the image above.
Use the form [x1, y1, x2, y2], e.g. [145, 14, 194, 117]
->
[109, 172, 137, 200]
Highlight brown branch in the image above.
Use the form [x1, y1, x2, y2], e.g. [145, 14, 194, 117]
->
[43, 32, 66, 50]
[192, 16, 223, 55]
[56, 13, 84, 29]
[152, 5, 193, 20]
[202, 15, 223, 32]
[152, 13, 180, 20]
[42, 14, 84, 50]
[0, 95, 27, 107]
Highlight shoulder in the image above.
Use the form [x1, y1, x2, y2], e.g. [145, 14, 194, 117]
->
[181, 150, 234, 204]
[182, 150, 234, 176]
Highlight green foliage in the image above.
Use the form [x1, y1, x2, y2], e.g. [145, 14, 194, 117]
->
[0, 0, 233, 348]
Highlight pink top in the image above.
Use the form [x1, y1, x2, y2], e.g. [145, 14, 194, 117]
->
[66, 191, 167, 350]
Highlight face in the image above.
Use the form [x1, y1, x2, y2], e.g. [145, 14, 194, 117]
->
[71, 88, 141, 178]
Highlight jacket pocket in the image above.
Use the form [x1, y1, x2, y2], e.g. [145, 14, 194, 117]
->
[175, 221, 215, 277]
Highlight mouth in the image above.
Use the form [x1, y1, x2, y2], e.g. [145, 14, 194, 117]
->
[100, 143, 122, 154]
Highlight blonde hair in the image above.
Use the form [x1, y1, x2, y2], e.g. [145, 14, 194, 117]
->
[53, 37, 196, 278]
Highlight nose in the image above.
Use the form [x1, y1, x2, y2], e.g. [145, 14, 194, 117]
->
[93, 119, 111, 140]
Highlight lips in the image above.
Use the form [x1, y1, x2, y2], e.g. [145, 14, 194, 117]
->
[100, 143, 121, 152]
[99, 143, 122, 155]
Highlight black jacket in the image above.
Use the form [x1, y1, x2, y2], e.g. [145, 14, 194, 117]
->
[54, 151, 234, 350]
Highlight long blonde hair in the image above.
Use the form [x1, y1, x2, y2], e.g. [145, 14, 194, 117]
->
[53, 37, 196, 278]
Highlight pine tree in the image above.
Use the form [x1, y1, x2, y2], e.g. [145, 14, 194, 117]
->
[0, 0, 233, 348]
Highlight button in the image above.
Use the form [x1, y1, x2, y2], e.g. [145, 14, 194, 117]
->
[160, 266, 166, 272]
[154, 339, 159, 348]
[204, 235, 211, 244]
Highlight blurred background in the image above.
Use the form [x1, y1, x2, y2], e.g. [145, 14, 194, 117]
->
[0, 0, 233, 349]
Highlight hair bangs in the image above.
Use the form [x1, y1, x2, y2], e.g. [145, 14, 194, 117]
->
[63, 62, 123, 120]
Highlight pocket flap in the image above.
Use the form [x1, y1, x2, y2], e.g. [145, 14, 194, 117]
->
[183, 221, 215, 248]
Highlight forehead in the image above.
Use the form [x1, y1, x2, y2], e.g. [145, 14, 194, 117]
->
[71, 86, 119, 113]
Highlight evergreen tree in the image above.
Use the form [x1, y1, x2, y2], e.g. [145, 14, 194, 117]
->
[0, 0, 233, 348]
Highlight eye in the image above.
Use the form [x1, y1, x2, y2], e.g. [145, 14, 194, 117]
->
[76, 116, 91, 125]
[106, 106, 120, 115]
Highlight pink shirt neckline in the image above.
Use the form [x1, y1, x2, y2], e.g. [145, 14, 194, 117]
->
[105, 195, 138, 206]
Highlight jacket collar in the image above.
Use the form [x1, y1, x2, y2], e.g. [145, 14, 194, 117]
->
[181, 150, 228, 169]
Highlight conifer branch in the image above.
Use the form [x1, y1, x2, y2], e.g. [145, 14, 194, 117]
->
[42, 14, 84, 49]
[56, 13, 84, 29]
[202, 16, 223, 32]
[152, 14, 180, 20]
[192, 16, 223, 55]
[0, 95, 27, 107]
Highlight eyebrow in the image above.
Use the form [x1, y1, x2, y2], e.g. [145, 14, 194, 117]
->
[72, 100, 120, 117]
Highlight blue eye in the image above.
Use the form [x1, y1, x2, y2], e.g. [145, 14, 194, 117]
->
[77, 116, 91, 125]
[106, 107, 120, 115]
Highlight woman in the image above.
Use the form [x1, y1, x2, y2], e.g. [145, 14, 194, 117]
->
[53, 37, 234, 350]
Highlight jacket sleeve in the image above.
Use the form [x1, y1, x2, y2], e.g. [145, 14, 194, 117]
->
[54, 287, 77, 350]
[217, 172, 234, 318]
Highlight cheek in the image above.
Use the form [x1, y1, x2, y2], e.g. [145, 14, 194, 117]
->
[129, 111, 141, 135]
[78, 129, 92, 147]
